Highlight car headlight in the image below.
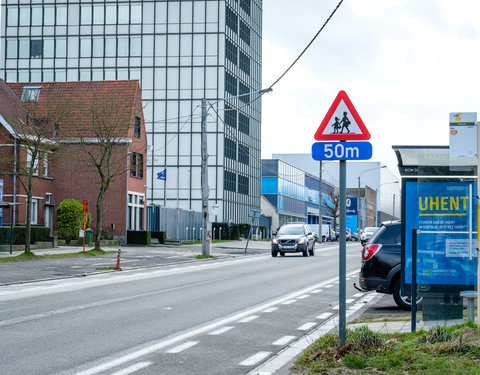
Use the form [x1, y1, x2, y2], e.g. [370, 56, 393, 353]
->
[297, 238, 306, 245]
[272, 239, 278, 245]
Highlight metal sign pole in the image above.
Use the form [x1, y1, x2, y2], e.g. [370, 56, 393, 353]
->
[339, 158, 346, 346]
[411, 228, 417, 333]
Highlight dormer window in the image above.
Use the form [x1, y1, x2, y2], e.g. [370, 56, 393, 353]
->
[21, 86, 41, 102]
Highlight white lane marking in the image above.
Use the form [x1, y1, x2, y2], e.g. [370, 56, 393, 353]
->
[68, 273, 352, 375]
[316, 312, 332, 320]
[297, 322, 316, 331]
[332, 305, 339, 310]
[109, 362, 152, 375]
[281, 299, 297, 305]
[354, 292, 364, 297]
[297, 294, 310, 300]
[165, 341, 198, 354]
[346, 298, 355, 303]
[324, 285, 333, 288]
[333, 281, 339, 284]
[71, 266, 82, 269]
[262, 307, 278, 313]
[239, 351, 272, 366]
[0, 255, 266, 301]
[272, 336, 296, 346]
[310, 289, 322, 294]
[239, 315, 259, 323]
[248, 293, 380, 375]
[209, 326, 234, 335]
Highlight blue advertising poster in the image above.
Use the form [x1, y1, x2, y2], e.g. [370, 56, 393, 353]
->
[346, 197, 358, 234]
[403, 180, 477, 289]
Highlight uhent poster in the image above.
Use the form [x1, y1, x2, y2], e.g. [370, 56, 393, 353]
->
[403, 179, 477, 290]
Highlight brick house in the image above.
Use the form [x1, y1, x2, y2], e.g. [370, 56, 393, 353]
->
[0, 79, 146, 241]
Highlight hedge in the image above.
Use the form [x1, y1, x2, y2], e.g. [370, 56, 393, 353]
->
[211, 222, 267, 240]
[150, 231, 166, 244]
[127, 230, 151, 245]
[0, 226, 51, 245]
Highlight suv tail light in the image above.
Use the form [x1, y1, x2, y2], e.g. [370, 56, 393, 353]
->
[363, 244, 382, 261]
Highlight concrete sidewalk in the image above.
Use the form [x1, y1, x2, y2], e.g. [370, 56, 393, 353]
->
[0, 239, 276, 285]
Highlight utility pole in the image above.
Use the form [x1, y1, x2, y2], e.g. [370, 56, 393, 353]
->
[201, 98, 210, 256]
[319, 160, 322, 230]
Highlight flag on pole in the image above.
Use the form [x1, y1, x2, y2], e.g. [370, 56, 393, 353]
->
[157, 169, 166, 180]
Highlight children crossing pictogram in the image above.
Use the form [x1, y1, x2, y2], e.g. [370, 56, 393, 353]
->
[314, 90, 370, 141]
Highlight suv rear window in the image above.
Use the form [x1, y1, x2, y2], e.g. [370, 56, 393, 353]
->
[369, 223, 401, 245]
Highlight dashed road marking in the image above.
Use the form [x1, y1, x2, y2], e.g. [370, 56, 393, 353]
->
[165, 341, 198, 354]
[332, 305, 339, 310]
[209, 326, 234, 335]
[109, 362, 153, 375]
[272, 336, 296, 346]
[310, 289, 322, 294]
[262, 307, 278, 313]
[239, 351, 272, 366]
[346, 298, 355, 303]
[316, 312, 332, 320]
[297, 322, 316, 331]
[239, 315, 259, 323]
[324, 285, 333, 288]
[281, 299, 297, 305]
[354, 292, 364, 297]
[297, 294, 310, 300]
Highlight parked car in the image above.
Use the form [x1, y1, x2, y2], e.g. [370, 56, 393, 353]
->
[271, 223, 316, 257]
[358, 221, 422, 310]
[350, 232, 359, 241]
[360, 226, 379, 245]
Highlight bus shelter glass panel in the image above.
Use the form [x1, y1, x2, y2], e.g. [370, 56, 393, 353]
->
[403, 179, 477, 294]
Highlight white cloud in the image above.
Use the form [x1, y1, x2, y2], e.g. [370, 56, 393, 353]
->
[262, 0, 480, 177]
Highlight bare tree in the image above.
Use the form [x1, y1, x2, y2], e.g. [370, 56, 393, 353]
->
[325, 189, 340, 231]
[58, 93, 139, 250]
[0, 87, 66, 253]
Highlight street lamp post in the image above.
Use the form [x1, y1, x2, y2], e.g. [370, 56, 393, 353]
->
[357, 165, 386, 235]
[200, 88, 273, 256]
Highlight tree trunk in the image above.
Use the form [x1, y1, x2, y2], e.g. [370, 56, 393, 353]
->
[25, 174, 32, 253]
[94, 186, 105, 250]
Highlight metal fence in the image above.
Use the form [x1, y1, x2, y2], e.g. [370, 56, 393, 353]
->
[147, 205, 203, 241]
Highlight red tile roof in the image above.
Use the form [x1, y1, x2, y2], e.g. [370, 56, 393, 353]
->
[7, 80, 141, 138]
[0, 78, 32, 137]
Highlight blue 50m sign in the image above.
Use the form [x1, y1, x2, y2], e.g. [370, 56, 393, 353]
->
[312, 141, 372, 161]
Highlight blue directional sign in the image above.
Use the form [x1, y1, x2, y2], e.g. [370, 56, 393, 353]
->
[312, 141, 372, 161]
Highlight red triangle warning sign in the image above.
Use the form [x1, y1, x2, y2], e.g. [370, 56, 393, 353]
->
[314, 90, 371, 141]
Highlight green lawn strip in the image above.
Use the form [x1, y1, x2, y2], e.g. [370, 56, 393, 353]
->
[194, 254, 217, 259]
[293, 323, 480, 374]
[0, 249, 115, 262]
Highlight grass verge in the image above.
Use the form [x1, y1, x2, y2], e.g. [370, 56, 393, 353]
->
[194, 254, 217, 259]
[293, 323, 480, 374]
[0, 249, 115, 262]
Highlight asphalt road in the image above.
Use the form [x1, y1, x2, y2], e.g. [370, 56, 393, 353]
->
[1, 241, 367, 375]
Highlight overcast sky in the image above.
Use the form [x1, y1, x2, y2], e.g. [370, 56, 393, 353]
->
[261, 0, 480, 178]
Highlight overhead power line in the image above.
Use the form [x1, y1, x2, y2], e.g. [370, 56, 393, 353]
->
[267, 0, 344, 90]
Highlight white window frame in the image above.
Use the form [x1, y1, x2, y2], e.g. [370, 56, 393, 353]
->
[30, 198, 38, 224]
[127, 192, 144, 230]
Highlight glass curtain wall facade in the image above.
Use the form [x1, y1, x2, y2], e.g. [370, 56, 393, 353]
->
[0, 0, 262, 224]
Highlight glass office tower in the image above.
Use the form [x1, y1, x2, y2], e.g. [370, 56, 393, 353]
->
[0, 0, 262, 223]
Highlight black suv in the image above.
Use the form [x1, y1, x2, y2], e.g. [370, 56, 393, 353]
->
[272, 223, 315, 257]
[358, 221, 421, 310]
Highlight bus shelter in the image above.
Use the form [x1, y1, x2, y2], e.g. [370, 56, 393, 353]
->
[393, 145, 477, 320]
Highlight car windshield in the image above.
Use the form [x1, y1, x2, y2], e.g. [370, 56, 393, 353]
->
[278, 226, 304, 235]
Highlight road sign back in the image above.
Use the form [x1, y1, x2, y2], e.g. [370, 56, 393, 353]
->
[314, 90, 370, 141]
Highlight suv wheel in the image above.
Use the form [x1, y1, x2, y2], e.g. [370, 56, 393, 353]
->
[272, 250, 278, 257]
[392, 279, 423, 311]
[302, 248, 309, 257]
[309, 242, 315, 256]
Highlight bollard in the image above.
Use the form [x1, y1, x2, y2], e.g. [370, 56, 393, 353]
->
[116, 248, 121, 270]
